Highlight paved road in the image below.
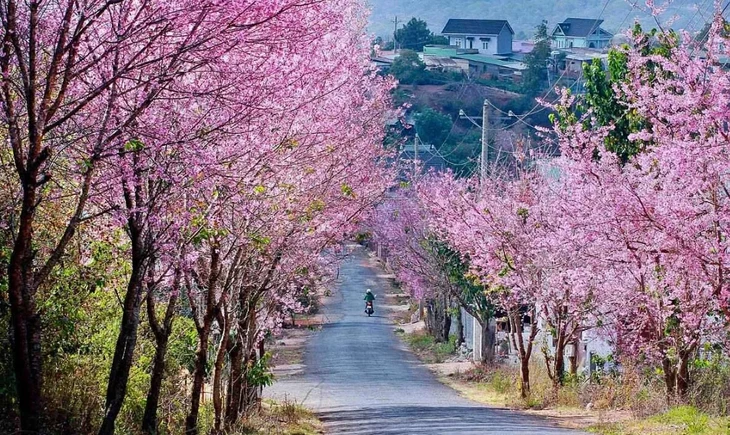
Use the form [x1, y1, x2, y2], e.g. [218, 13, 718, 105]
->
[266, 245, 582, 434]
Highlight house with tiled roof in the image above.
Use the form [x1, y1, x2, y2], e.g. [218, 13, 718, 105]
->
[440, 19, 514, 55]
[551, 18, 613, 50]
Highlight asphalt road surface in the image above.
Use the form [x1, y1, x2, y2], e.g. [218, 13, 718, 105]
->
[266, 245, 583, 434]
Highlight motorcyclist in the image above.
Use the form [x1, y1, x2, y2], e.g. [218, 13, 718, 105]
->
[364, 289, 375, 312]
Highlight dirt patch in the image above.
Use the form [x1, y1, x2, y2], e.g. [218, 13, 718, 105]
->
[400, 83, 519, 112]
[395, 320, 425, 335]
[525, 407, 632, 431]
[270, 287, 338, 375]
[270, 328, 315, 370]
[426, 361, 474, 377]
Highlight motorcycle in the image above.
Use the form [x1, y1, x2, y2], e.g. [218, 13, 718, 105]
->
[365, 300, 374, 317]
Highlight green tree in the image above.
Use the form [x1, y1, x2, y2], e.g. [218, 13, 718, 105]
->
[395, 18, 443, 51]
[580, 52, 646, 162]
[553, 24, 680, 163]
[431, 35, 448, 45]
[389, 49, 428, 84]
[521, 20, 552, 96]
[415, 108, 452, 146]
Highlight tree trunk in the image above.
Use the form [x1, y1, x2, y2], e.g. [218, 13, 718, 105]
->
[185, 327, 210, 435]
[455, 307, 464, 346]
[520, 357, 531, 399]
[212, 308, 231, 435]
[99, 244, 146, 435]
[425, 297, 450, 342]
[662, 356, 677, 401]
[142, 280, 179, 435]
[553, 337, 566, 387]
[442, 310, 452, 343]
[479, 318, 495, 364]
[225, 338, 243, 427]
[676, 352, 691, 399]
[239, 349, 261, 416]
[8, 182, 43, 434]
[185, 242, 222, 435]
[509, 308, 538, 399]
[141, 330, 170, 435]
[238, 314, 262, 417]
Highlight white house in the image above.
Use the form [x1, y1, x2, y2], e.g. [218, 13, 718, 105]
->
[441, 19, 514, 55]
[551, 18, 613, 50]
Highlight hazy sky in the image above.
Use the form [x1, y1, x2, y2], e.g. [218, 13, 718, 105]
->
[366, 0, 711, 39]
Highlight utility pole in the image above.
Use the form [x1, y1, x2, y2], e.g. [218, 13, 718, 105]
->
[392, 16, 399, 51]
[480, 99, 489, 184]
[460, 98, 502, 186]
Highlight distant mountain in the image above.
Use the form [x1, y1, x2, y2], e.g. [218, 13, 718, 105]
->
[365, 0, 710, 40]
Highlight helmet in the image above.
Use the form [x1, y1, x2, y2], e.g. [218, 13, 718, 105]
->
[366, 289, 372, 293]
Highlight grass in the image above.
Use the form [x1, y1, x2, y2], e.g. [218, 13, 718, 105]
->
[589, 406, 730, 435]
[233, 399, 324, 435]
[402, 330, 456, 363]
[442, 376, 512, 407]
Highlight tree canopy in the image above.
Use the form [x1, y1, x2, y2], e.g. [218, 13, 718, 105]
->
[521, 21, 552, 96]
[395, 17, 447, 51]
[415, 108, 453, 146]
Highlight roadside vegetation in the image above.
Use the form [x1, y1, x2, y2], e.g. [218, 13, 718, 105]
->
[236, 400, 324, 435]
[398, 330, 458, 364]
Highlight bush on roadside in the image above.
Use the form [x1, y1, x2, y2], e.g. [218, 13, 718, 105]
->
[404, 331, 457, 363]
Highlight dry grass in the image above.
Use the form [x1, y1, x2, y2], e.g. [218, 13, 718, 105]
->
[230, 399, 324, 435]
[589, 406, 730, 435]
[445, 361, 675, 432]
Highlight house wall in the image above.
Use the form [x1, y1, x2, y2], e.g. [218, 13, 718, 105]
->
[585, 35, 611, 49]
[497, 26, 513, 54]
[553, 35, 611, 49]
[447, 34, 500, 55]
[553, 36, 587, 49]
[566, 58, 585, 75]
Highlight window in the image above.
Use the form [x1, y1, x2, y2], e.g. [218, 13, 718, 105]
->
[454, 39, 461, 48]
[482, 41, 489, 50]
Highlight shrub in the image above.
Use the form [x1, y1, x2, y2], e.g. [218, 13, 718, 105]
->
[688, 350, 730, 415]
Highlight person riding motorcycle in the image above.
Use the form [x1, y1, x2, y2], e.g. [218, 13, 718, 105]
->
[364, 289, 375, 312]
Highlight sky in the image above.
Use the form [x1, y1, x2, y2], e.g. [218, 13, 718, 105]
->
[366, 0, 714, 40]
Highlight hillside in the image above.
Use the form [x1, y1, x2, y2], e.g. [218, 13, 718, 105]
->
[366, 0, 709, 39]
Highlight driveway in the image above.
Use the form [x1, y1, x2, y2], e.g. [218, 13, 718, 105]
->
[266, 245, 584, 434]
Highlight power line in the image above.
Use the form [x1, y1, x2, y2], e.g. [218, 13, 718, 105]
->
[616, 0, 642, 34]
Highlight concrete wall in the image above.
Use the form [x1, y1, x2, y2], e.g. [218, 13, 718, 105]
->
[461, 308, 475, 349]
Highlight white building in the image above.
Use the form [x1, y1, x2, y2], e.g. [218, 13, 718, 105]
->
[551, 18, 613, 50]
[441, 19, 514, 56]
